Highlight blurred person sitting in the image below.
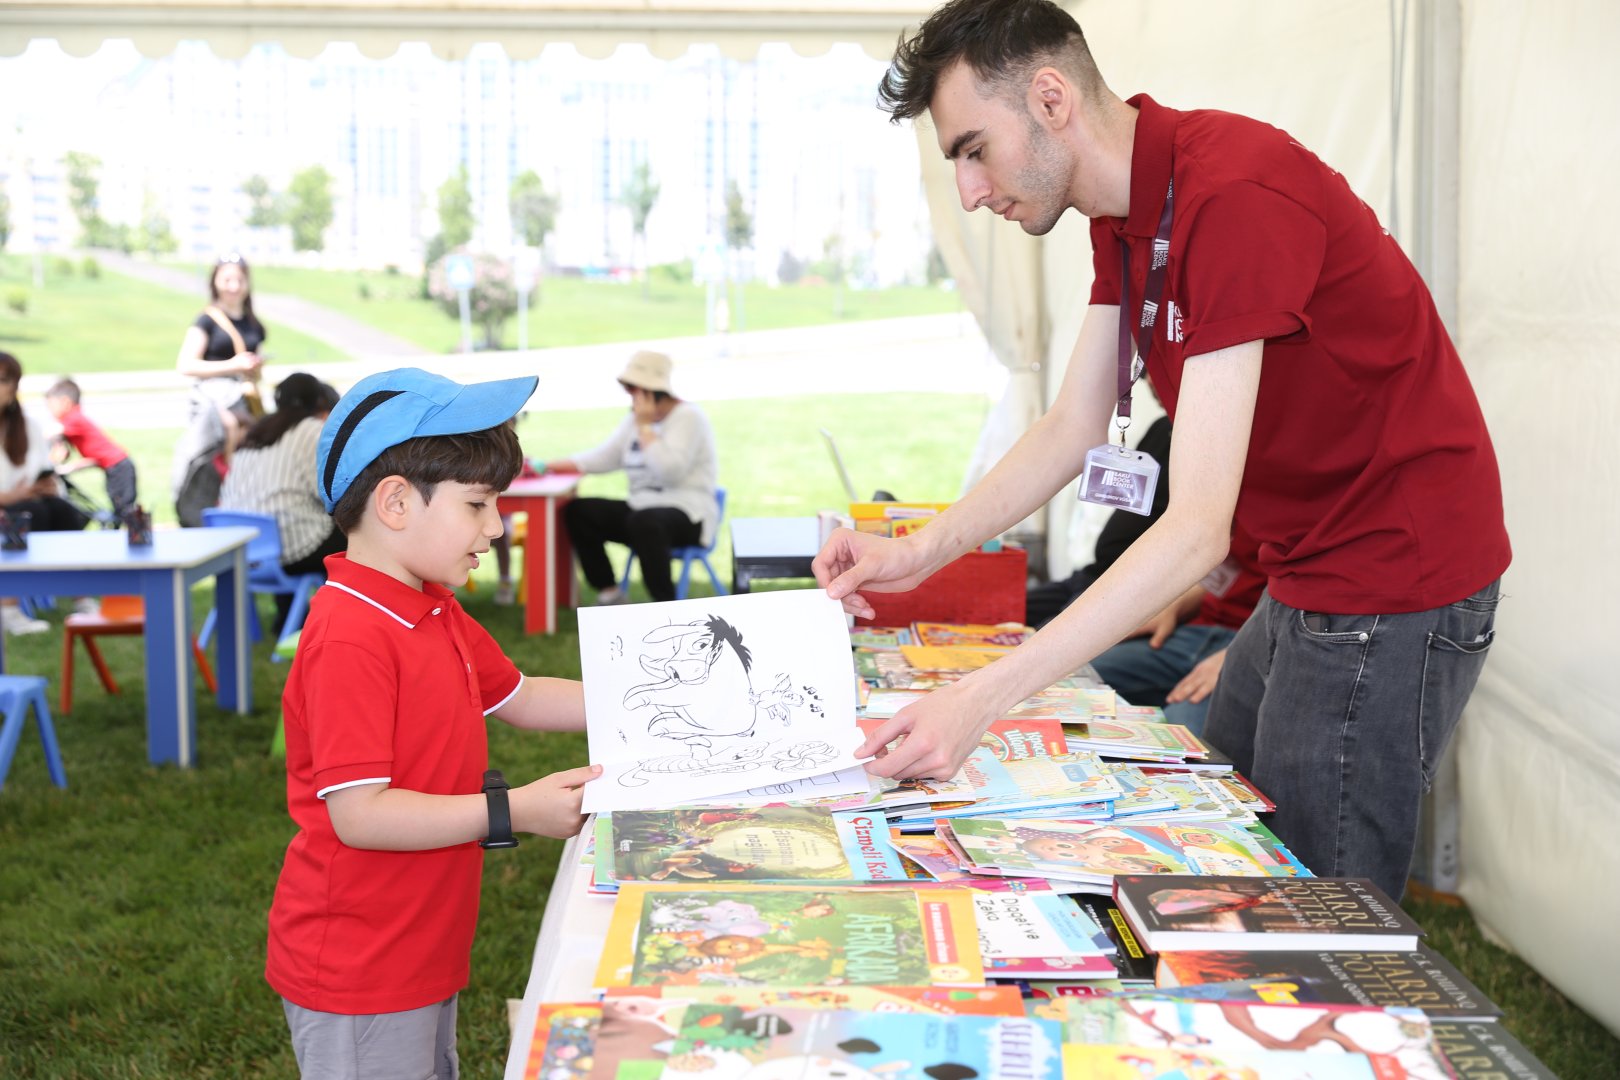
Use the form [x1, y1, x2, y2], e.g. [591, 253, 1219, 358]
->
[44, 376, 139, 521]
[545, 350, 718, 604]
[218, 373, 344, 633]
[0, 351, 90, 634]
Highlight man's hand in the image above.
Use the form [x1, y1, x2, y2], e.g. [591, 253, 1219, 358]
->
[510, 764, 600, 839]
[1167, 648, 1228, 705]
[1130, 606, 1180, 648]
[812, 527, 934, 621]
[856, 679, 992, 780]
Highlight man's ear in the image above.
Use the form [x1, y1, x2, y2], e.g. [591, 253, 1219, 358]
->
[1029, 67, 1073, 131]
[372, 475, 415, 532]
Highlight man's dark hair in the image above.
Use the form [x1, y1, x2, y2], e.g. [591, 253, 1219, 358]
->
[878, 0, 1102, 123]
[330, 423, 524, 535]
[46, 378, 82, 404]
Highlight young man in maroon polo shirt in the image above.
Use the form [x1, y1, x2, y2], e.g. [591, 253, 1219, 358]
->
[267, 368, 599, 1080]
[814, 0, 1508, 899]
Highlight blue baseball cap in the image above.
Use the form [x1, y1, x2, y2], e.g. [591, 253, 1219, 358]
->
[317, 367, 537, 512]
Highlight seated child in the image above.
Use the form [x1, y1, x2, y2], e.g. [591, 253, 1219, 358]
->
[44, 377, 139, 519]
[266, 367, 600, 1080]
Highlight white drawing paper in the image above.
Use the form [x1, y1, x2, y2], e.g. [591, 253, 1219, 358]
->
[578, 589, 863, 813]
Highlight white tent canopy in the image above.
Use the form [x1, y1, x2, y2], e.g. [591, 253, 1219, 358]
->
[2, 0, 1615, 1039]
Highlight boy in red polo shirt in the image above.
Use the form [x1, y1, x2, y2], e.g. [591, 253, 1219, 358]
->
[267, 368, 600, 1080]
[45, 377, 138, 519]
[816, 0, 1508, 902]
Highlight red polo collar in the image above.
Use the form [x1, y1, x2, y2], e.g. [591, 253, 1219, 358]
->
[1121, 93, 1179, 238]
[320, 552, 452, 628]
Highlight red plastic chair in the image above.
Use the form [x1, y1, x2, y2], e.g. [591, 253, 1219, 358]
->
[60, 595, 216, 714]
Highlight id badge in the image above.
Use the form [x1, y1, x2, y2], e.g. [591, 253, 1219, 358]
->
[1200, 555, 1240, 597]
[1077, 443, 1160, 516]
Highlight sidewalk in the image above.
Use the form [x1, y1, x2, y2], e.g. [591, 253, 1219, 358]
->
[28, 312, 1004, 430]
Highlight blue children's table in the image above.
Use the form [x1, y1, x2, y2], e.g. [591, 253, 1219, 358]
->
[0, 527, 256, 767]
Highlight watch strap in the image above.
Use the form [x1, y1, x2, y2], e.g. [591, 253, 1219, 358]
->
[479, 768, 519, 850]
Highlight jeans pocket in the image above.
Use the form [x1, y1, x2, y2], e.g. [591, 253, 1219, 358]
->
[1417, 589, 1500, 788]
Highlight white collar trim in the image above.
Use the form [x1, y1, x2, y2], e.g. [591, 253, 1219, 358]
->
[323, 580, 418, 629]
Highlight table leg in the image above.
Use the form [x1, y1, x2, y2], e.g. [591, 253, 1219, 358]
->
[553, 496, 576, 611]
[214, 550, 251, 715]
[521, 501, 551, 635]
[141, 570, 193, 767]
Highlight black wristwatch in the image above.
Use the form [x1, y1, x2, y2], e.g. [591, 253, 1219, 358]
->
[479, 769, 519, 850]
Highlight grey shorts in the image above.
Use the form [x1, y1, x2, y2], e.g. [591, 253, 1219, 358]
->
[282, 995, 459, 1080]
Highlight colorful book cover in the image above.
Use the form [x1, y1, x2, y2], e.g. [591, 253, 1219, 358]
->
[605, 806, 907, 884]
[986, 953, 1120, 980]
[594, 884, 985, 989]
[971, 891, 1110, 961]
[849, 625, 914, 649]
[1155, 945, 1501, 1020]
[944, 819, 1288, 885]
[887, 830, 1052, 892]
[912, 621, 1034, 648]
[978, 717, 1070, 761]
[658, 1004, 1061, 1080]
[898, 643, 1013, 671]
[1112, 876, 1423, 953]
[605, 983, 1028, 1017]
[1060, 1043, 1383, 1080]
[1427, 1019, 1559, 1080]
[931, 753, 1127, 818]
[1062, 997, 1454, 1080]
[1066, 717, 1209, 758]
[519, 1002, 600, 1080]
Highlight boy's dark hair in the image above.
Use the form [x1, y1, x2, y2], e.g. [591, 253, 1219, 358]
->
[46, 378, 82, 404]
[330, 423, 524, 535]
[877, 0, 1102, 123]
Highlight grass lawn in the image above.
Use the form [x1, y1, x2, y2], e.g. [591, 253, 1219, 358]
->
[3, 392, 1617, 1077]
[242, 264, 965, 354]
[0, 254, 345, 374]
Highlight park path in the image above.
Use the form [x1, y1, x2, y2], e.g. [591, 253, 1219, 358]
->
[93, 252, 429, 361]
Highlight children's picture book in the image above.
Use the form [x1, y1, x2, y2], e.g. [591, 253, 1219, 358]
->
[977, 717, 1070, 761]
[604, 983, 1029, 1017]
[1065, 717, 1209, 758]
[604, 806, 908, 884]
[912, 620, 1034, 647]
[1060, 1043, 1384, 1080]
[595, 884, 985, 990]
[683, 764, 875, 809]
[1113, 876, 1423, 953]
[1063, 997, 1454, 1080]
[1154, 945, 1501, 1021]
[971, 891, 1109, 961]
[578, 590, 864, 812]
[887, 830, 1053, 892]
[641, 1003, 1062, 1080]
[849, 625, 914, 649]
[1427, 1019, 1559, 1080]
[897, 643, 1013, 672]
[943, 819, 1291, 886]
[519, 1001, 600, 1080]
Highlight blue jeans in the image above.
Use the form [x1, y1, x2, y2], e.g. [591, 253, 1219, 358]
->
[1203, 581, 1501, 900]
[1090, 623, 1237, 737]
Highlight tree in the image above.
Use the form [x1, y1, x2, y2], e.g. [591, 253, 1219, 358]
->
[63, 150, 118, 248]
[426, 252, 522, 350]
[437, 166, 475, 250]
[723, 179, 753, 251]
[0, 188, 10, 251]
[241, 174, 284, 228]
[285, 165, 334, 253]
[141, 192, 178, 256]
[509, 169, 559, 249]
[619, 162, 660, 299]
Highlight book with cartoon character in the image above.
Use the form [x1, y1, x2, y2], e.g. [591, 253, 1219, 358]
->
[939, 820, 1294, 888]
[600, 1002, 1062, 1080]
[594, 884, 984, 990]
[603, 806, 908, 885]
[579, 590, 865, 813]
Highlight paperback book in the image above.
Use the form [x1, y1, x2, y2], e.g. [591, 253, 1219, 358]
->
[1155, 945, 1501, 1020]
[595, 884, 984, 989]
[603, 806, 908, 884]
[1113, 876, 1424, 953]
[942, 819, 1293, 887]
[604, 983, 1029, 1016]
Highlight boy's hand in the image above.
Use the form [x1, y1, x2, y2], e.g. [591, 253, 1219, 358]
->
[509, 764, 601, 839]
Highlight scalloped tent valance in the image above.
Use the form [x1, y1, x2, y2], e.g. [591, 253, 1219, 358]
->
[0, 0, 932, 59]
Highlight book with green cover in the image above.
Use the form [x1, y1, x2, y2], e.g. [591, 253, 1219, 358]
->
[604, 805, 907, 884]
[595, 884, 984, 989]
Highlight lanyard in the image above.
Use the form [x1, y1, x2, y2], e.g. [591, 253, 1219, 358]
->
[1115, 180, 1175, 442]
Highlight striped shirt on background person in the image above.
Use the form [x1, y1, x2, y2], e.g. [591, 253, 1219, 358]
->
[219, 416, 332, 563]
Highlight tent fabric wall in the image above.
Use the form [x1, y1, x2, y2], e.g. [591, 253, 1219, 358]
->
[1454, 0, 1620, 1038]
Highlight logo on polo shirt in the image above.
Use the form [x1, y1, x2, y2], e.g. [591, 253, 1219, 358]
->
[1166, 301, 1184, 344]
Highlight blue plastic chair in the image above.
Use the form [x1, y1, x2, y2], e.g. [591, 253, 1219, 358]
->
[619, 488, 729, 600]
[0, 675, 67, 791]
[196, 508, 323, 660]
